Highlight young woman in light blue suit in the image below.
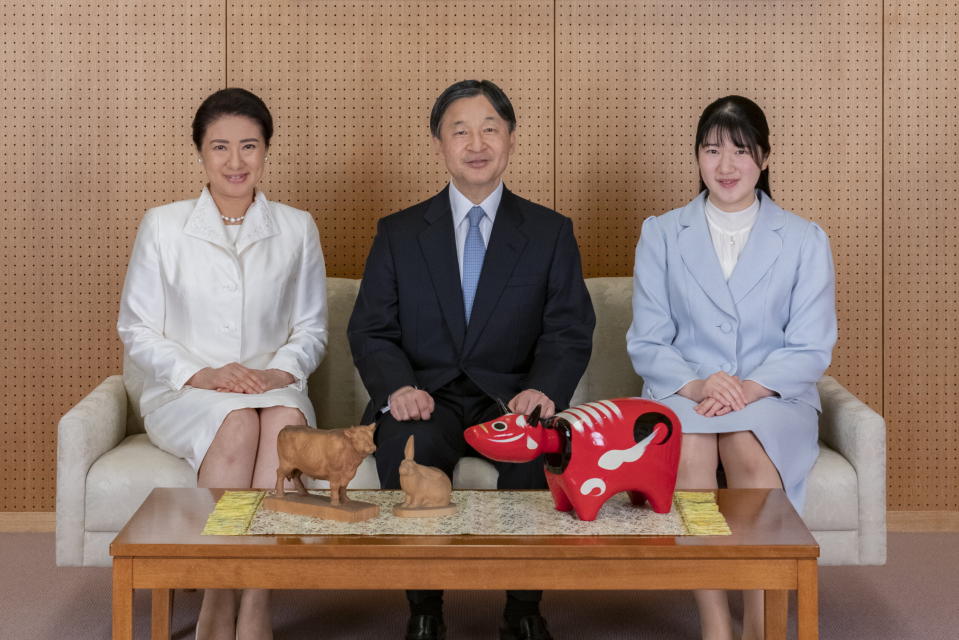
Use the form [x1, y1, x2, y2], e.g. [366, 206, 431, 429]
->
[627, 96, 836, 640]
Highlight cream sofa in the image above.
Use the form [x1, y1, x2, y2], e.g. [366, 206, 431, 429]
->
[56, 277, 886, 567]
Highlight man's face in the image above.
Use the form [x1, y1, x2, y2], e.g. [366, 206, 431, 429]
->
[432, 94, 516, 203]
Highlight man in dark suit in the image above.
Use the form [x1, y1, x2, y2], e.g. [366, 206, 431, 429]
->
[348, 80, 595, 640]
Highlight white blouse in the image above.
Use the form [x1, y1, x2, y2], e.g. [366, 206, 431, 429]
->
[224, 222, 242, 245]
[705, 195, 760, 280]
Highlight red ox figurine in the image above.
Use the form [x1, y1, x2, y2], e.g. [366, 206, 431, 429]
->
[465, 399, 682, 521]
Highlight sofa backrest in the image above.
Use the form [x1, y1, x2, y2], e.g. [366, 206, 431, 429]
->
[571, 277, 645, 405]
[307, 278, 370, 427]
[123, 358, 147, 434]
[123, 276, 644, 435]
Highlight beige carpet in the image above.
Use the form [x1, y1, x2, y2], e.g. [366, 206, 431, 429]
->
[2, 532, 957, 639]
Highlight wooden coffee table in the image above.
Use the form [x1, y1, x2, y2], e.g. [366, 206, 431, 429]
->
[111, 487, 818, 639]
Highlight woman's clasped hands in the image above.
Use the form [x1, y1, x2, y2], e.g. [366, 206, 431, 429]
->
[679, 371, 775, 417]
[187, 363, 294, 394]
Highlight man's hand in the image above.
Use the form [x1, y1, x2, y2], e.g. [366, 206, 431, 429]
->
[508, 389, 556, 419]
[389, 385, 435, 422]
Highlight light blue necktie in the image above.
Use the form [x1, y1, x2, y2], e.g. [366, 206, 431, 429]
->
[462, 205, 486, 323]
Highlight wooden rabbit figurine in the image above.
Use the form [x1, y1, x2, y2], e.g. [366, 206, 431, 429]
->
[392, 435, 458, 517]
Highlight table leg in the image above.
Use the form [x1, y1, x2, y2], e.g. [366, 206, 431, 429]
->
[112, 558, 133, 640]
[797, 558, 819, 640]
[151, 589, 172, 640]
[763, 589, 788, 639]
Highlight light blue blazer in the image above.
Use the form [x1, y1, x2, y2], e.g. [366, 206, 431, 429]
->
[627, 192, 837, 413]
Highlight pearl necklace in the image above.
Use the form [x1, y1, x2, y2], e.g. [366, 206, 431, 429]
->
[221, 215, 245, 224]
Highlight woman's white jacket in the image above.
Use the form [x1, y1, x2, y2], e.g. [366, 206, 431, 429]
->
[117, 188, 328, 415]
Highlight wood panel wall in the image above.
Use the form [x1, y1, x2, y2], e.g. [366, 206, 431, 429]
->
[555, 0, 884, 410]
[884, 1, 959, 509]
[226, 0, 554, 275]
[0, 1, 955, 513]
[0, 0, 223, 511]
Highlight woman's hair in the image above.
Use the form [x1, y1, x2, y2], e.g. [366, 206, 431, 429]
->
[192, 88, 273, 150]
[695, 95, 771, 197]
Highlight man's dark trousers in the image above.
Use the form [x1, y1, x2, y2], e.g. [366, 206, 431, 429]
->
[375, 374, 546, 617]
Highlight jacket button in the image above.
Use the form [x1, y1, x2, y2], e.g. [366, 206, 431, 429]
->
[720, 322, 732, 333]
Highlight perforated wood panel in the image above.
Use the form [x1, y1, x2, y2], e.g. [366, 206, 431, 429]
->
[3, 1, 958, 513]
[885, 1, 959, 509]
[556, 1, 884, 410]
[228, 1, 554, 277]
[0, 1, 223, 510]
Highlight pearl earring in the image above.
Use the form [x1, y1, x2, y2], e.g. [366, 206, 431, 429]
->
[196, 157, 202, 164]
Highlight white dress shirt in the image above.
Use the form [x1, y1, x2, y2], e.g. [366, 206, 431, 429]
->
[704, 194, 760, 280]
[449, 180, 502, 278]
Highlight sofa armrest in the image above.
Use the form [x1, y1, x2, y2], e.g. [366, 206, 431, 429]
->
[817, 375, 887, 564]
[56, 375, 128, 566]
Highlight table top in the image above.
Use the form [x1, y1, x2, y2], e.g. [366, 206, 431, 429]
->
[110, 488, 818, 560]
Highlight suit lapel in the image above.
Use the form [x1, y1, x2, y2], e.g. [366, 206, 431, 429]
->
[463, 188, 528, 356]
[418, 187, 467, 352]
[727, 194, 785, 304]
[677, 194, 737, 317]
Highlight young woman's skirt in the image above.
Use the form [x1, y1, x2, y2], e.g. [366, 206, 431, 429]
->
[655, 394, 819, 512]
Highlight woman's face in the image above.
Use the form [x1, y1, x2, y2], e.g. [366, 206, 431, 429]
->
[198, 114, 267, 203]
[697, 131, 767, 212]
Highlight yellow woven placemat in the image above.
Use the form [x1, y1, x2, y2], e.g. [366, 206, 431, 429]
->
[201, 490, 266, 535]
[674, 491, 733, 535]
[202, 490, 731, 537]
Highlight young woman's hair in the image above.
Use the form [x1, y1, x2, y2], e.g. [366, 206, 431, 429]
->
[192, 88, 273, 150]
[695, 95, 771, 197]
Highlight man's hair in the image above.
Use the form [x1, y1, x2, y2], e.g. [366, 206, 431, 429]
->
[429, 80, 516, 138]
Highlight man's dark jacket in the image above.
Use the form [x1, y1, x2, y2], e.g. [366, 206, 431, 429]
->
[348, 185, 595, 423]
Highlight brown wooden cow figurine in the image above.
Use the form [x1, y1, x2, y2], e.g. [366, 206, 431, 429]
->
[274, 424, 376, 506]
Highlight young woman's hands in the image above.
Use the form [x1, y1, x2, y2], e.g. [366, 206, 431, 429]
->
[679, 373, 774, 417]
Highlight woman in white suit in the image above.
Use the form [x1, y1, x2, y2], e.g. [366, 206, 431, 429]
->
[627, 96, 836, 640]
[118, 88, 327, 640]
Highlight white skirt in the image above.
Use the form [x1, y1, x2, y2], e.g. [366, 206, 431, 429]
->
[144, 386, 316, 472]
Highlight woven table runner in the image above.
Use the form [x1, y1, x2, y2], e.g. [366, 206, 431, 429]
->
[203, 490, 730, 536]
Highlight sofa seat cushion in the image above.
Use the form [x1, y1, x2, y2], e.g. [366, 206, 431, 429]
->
[453, 456, 498, 489]
[802, 442, 858, 531]
[85, 434, 195, 531]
